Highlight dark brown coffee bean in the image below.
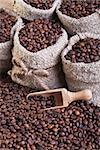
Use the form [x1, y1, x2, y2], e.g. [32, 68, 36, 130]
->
[75, 110, 80, 116]
[19, 19, 62, 53]
[0, 10, 17, 43]
[65, 38, 100, 63]
[60, 0, 100, 19]
[24, 0, 55, 10]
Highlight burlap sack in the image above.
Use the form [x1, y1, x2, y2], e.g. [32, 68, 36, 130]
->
[14, 0, 60, 20]
[62, 32, 100, 107]
[8, 25, 68, 90]
[56, 0, 100, 35]
[0, 8, 22, 73]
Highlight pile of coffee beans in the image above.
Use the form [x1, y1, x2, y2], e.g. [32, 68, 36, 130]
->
[0, 76, 99, 149]
[24, 0, 55, 10]
[19, 19, 62, 53]
[0, 10, 17, 43]
[65, 38, 100, 63]
[60, 0, 100, 19]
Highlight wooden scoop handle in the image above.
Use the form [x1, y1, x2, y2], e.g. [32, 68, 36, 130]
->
[68, 89, 92, 103]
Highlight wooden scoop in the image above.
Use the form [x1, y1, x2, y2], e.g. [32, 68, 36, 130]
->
[27, 88, 92, 111]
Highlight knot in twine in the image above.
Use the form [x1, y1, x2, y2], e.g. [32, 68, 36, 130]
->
[12, 59, 50, 90]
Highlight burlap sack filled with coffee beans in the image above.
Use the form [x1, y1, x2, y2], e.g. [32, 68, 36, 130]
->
[9, 25, 68, 90]
[14, 0, 60, 20]
[56, 0, 100, 35]
[62, 32, 100, 107]
[0, 8, 22, 73]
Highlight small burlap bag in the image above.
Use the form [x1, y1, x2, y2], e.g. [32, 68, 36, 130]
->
[0, 8, 22, 73]
[14, 0, 60, 20]
[62, 32, 100, 107]
[8, 25, 68, 90]
[56, 0, 100, 35]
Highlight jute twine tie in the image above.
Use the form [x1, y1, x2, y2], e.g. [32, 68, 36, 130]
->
[9, 58, 50, 90]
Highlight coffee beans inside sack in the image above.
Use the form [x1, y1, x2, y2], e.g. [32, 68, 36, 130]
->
[24, 0, 55, 10]
[14, 0, 60, 20]
[65, 38, 100, 63]
[56, 0, 100, 34]
[19, 19, 62, 53]
[62, 33, 100, 107]
[60, 0, 100, 19]
[0, 10, 17, 43]
[0, 9, 22, 74]
[9, 18, 68, 90]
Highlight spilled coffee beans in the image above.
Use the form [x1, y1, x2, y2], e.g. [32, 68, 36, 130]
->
[0, 10, 17, 43]
[60, 0, 100, 19]
[0, 76, 99, 149]
[19, 19, 62, 53]
[24, 0, 55, 10]
[65, 38, 100, 63]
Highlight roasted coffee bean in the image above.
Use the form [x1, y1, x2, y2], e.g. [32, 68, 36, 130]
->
[65, 38, 100, 63]
[0, 76, 99, 149]
[0, 10, 17, 43]
[19, 19, 62, 53]
[22, 18, 31, 25]
[60, 0, 100, 19]
[24, 0, 55, 10]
